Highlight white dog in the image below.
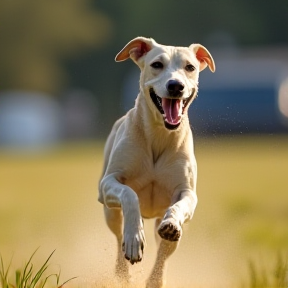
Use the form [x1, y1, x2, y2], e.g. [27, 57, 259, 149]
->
[98, 37, 215, 288]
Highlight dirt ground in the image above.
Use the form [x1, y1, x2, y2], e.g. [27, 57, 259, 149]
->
[0, 136, 288, 288]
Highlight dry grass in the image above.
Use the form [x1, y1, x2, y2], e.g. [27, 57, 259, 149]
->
[0, 136, 287, 288]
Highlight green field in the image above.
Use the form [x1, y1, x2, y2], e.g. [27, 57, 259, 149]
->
[0, 136, 288, 288]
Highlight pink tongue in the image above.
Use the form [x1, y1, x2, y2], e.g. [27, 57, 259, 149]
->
[162, 98, 181, 124]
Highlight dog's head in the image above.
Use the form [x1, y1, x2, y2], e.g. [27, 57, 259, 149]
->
[115, 37, 215, 130]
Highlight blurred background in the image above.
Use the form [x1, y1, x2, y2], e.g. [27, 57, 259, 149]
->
[0, 1, 288, 287]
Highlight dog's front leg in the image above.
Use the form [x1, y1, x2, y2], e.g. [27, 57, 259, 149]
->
[147, 188, 196, 288]
[146, 219, 179, 288]
[100, 174, 145, 264]
[158, 190, 197, 241]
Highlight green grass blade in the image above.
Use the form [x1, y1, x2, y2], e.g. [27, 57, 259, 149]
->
[29, 250, 55, 288]
[0, 256, 7, 288]
[57, 276, 78, 288]
[20, 248, 39, 288]
[21, 264, 33, 288]
[15, 269, 21, 288]
[39, 273, 58, 288]
[248, 259, 257, 288]
[29, 266, 48, 288]
[0, 254, 13, 288]
[274, 253, 288, 288]
[4, 258, 12, 283]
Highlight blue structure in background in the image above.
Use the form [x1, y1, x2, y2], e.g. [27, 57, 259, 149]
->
[190, 86, 285, 135]
[188, 53, 288, 135]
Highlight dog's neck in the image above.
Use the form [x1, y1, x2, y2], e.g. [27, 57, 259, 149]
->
[133, 92, 192, 155]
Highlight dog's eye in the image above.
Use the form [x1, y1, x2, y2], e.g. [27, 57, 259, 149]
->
[185, 64, 195, 72]
[151, 62, 163, 69]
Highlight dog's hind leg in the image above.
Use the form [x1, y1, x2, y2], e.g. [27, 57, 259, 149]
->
[103, 206, 130, 282]
[146, 218, 178, 288]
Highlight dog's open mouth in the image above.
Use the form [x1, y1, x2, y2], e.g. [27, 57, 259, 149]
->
[149, 88, 193, 130]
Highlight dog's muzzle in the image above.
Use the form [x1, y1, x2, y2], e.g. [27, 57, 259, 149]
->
[149, 88, 194, 130]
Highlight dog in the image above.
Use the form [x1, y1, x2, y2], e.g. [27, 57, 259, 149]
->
[98, 37, 215, 288]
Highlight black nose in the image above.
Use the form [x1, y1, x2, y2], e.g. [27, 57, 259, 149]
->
[166, 80, 184, 97]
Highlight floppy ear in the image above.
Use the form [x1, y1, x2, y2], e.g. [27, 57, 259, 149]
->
[115, 37, 155, 64]
[189, 44, 215, 72]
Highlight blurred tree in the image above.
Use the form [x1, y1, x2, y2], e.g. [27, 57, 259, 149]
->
[97, 0, 288, 47]
[0, 0, 112, 94]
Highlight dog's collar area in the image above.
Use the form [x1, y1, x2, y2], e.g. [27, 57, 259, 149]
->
[149, 88, 193, 130]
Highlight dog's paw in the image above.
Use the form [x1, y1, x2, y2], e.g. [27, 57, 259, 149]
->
[157, 218, 182, 241]
[122, 224, 145, 264]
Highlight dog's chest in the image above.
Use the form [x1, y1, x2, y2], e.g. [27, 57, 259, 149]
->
[128, 179, 171, 218]
[124, 155, 186, 218]
[138, 177, 172, 218]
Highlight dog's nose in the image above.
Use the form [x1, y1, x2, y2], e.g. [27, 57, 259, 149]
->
[166, 80, 184, 97]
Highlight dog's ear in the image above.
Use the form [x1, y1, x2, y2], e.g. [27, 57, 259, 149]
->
[189, 44, 215, 72]
[115, 37, 155, 64]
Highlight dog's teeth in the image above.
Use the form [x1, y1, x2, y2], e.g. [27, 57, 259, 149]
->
[178, 100, 184, 116]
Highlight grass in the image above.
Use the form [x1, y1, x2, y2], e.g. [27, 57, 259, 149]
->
[0, 249, 76, 288]
[242, 253, 288, 288]
[0, 251, 287, 288]
[0, 136, 287, 287]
